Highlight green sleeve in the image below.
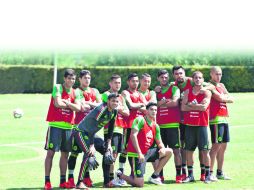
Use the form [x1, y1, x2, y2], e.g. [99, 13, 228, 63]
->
[172, 86, 180, 98]
[155, 124, 161, 141]
[132, 117, 144, 131]
[52, 84, 62, 98]
[101, 91, 110, 103]
[74, 88, 83, 103]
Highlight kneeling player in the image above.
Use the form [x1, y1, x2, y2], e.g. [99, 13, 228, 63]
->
[116, 102, 173, 187]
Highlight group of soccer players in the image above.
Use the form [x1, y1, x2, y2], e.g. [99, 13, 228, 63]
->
[44, 65, 233, 189]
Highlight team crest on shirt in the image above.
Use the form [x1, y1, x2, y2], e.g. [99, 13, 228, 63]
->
[146, 130, 153, 143]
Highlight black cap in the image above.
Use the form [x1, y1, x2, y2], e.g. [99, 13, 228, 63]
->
[108, 93, 119, 100]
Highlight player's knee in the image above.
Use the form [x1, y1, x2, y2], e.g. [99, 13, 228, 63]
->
[166, 148, 173, 157]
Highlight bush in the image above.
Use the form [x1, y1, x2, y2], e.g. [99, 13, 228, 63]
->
[0, 65, 253, 93]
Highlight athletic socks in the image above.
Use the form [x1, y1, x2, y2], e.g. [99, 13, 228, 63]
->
[200, 164, 205, 175]
[151, 172, 160, 179]
[182, 164, 187, 175]
[60, 175, 66, 184]
[205, 166, 210, 177]
[110, 173, 114, 181]
[187, 166, 194, 177]
[68, 170, 74, 179]
[45, 176, 50, 183]
[217, 169, 223, 176]
[85, 171, 90, 178]
[176, 165, 181, 176]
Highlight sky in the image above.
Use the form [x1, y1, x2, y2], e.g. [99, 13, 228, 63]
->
[0, 0, 254, 52]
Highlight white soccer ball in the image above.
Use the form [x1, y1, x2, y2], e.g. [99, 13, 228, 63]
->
[13, 108, 24, 118]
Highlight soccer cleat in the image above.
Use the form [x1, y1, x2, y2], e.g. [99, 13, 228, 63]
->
[176, 175, 182, 183]
[200, 174, 206, 181]
[160, 176, 165, 183]
[103, 180, 121, 188]
[59, 181, 71, 188]
[182, 176, 195, 183]
[210, 175, 218, 182]
[83, 177, 94, 187]
[216, 174, 232, 180]
[148, 176, 164, 185]
[67, 178, 76, 188]
[44, 182, 52, 190]
[181, 174, 187, 180]
[204, 176, 211, 184]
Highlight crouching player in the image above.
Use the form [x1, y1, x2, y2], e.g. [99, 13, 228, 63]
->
[72, 93, 119, 189]
[116, 102, 173, 187]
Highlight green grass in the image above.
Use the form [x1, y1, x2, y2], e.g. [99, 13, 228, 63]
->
[0, 93, 254, 190]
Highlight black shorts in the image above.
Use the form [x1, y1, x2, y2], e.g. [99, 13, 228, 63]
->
[72, 131, 105, 155]
[185, 125, 210, 151]
[123, 128, 131, 150]
[128, 148, 159, 178]
[160, 128, 181, 149]
[44, 126, 72, 152]
[210, 123, 230, 143]
[180, 123, 187, 142]
[105, 133, 123, 154]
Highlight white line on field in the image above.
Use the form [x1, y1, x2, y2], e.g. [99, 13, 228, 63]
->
[0, 141, 44, 147]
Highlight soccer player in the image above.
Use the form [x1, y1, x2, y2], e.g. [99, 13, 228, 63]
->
[44, 69, 79, 190]
[67, 70, 102, 188]
[209, 66, 234, 180]
[156, 69, 182, 183]
[181, 71, 212, 184]
[117, 73, 146, 178]
[73, 93, 119, 189]
[172, 65, 215, 181]
[101, 74, 130, 186]
[116, 102, 173, 187]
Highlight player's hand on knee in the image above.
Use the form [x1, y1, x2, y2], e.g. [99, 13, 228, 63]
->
[138, 152, 145, 163]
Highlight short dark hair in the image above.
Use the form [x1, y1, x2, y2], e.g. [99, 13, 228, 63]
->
[146, 102, 157, 110]
[141, 73, 151, 79]
[128, 73, 138, 80]
[64, 69, 76, 78]
[110, 74, 121, 81]
[157, 69, 168, 77]
[172, 65, 185, 74]
[108, 93, 119, 100]
[79, 70, 91, 78]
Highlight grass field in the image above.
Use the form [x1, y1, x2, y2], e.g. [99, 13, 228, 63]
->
[0, 93, 254, 190]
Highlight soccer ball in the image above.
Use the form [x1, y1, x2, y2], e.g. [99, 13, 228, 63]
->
[13, 108, 24, 118]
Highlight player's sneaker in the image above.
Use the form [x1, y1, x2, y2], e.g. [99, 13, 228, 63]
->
[204, 176, 211, 184]
[67, 178, 76, 188]
[44, 182, 52, 190]
[59, 181, 71, 188]
[176, 175, 182, 183]
[76, 181, 88, 189]
[216, 174, 232, 180]
[181, 174, 187, 180]
[182, 176, 195, 183]
[210, 175, 218, 182]
[83, 177, 94, 187]
[118, 178, 127, 186]
[103, 180, 121, 188]
[200, 174, 206, 181]
[148, 176, 164, 185]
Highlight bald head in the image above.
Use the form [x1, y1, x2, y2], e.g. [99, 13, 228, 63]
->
[210, 66, 222, 83]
